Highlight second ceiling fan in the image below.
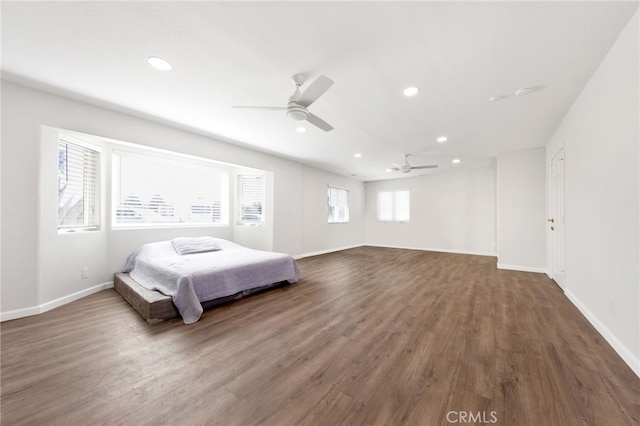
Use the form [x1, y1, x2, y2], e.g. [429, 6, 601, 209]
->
[390, 154, 438, 173]
[233, 74, 334, 131]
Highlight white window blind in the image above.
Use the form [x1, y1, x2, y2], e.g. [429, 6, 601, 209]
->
[237, 174, 265, 225]
[328, 186, 349, 223]
[58, 141, 100, 231]
[377, 190, 410, 222]
[112, 151, 229, 227]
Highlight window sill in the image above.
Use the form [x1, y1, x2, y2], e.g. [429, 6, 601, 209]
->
[111, 223, 229, 231]
[58, 227, 100, 234]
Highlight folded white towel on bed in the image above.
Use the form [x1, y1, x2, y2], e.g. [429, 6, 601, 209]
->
[171, 236, 221, 255]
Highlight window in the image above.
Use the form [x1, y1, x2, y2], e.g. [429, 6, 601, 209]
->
[328, 186, 349, 223]
[377, 190, 410, 222]
[237, 174, 265, 225]
[112, 150, 229, 227]
[58, 140, 100, 231]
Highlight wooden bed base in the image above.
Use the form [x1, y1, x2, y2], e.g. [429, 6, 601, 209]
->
[114, 272, 291, 324]
[114, 273, 178, 324]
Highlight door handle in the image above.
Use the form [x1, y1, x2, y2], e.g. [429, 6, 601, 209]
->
[550, 226, 555, 231]
[547, 218, 555, 223]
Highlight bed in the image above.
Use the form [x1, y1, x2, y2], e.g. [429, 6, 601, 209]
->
[119, 237, 300, 324]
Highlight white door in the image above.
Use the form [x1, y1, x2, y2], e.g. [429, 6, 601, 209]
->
[550, 149, 566, 288]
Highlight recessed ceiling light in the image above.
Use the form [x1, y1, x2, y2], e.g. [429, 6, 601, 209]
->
[436, 136, 448, 143]
[385, 168, 393, 172]
[295, 126, 307, 133]
[147, 56, 172, 71]
[354, 153, 362, 158]
[489, 96, 503, 102]
[452, 158, 461, 164]
[403, 86, 419, 97]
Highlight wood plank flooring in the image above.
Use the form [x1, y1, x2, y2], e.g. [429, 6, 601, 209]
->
[1, 246, 639, 425]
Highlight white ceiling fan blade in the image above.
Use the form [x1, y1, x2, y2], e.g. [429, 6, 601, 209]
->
[306, 113, 334, 132]
[297, 75, 334, 108]
[232, 106, 286, 110]
[411, 165, 438, 169]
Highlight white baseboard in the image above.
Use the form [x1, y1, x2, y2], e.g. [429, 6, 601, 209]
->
[1, 281, 114, 322]
[295, 244, 497, 260]
[294, 244, 364, 259]
[565, 289, 640, 378]
[0, 306, 41, 322]
[497, 263, 549, 274]
[365, 243, 496, 257]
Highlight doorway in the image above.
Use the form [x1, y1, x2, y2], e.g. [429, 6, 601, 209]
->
[550, 148, 566, 288]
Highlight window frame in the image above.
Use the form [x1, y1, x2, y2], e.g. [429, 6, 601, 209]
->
[57, 137, 101, 233]
[327, 185, 350, 224]
[111, 148, 230, 229]
[377, 189, 410, 223]
[236, 173, 266, 226]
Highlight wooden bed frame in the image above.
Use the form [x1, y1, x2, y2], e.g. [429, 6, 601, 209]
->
[114, 272, 291, 324]
[114, 273, 178, 324]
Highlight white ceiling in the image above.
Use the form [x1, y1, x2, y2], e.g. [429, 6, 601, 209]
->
[2, 1, 638, 181]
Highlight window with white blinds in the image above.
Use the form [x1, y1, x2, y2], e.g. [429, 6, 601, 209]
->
[377, 190, 410, 222]
[112, 150, 229, 227]
[237, 174, 265, 225]
[57, 140, 100, 231]
[328, 186, 349, 223]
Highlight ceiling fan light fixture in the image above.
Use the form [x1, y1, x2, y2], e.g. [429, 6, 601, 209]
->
[286, 108, 308, 121]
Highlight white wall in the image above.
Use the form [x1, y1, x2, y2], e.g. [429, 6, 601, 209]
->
[364, 169, 497, 256]
[497, 147, 546, 272]
[301, 166, 365, 255]
[1, 81, 364, 318]
[546, 10, 639, 374]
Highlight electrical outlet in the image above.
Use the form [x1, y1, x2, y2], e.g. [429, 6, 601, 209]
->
[81, 267, 89, 279]
[609, 297, 615, 315]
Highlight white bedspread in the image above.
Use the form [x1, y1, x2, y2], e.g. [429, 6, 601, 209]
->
[123, 238, 300, 324]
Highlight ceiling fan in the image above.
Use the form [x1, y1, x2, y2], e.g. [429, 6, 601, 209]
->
[232, 74, 334, 131]
[390, 154, 438, 173]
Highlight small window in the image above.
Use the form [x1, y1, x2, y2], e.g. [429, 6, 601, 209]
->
[112, 150, 229, 227]
[58, 140, 100, 231]
[237, 174, 265, 226]
[328, 186, 349, 223]
[377, 190, 410, 222]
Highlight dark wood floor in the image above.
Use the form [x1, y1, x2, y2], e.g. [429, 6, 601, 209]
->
[1, 247, 638, 425]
